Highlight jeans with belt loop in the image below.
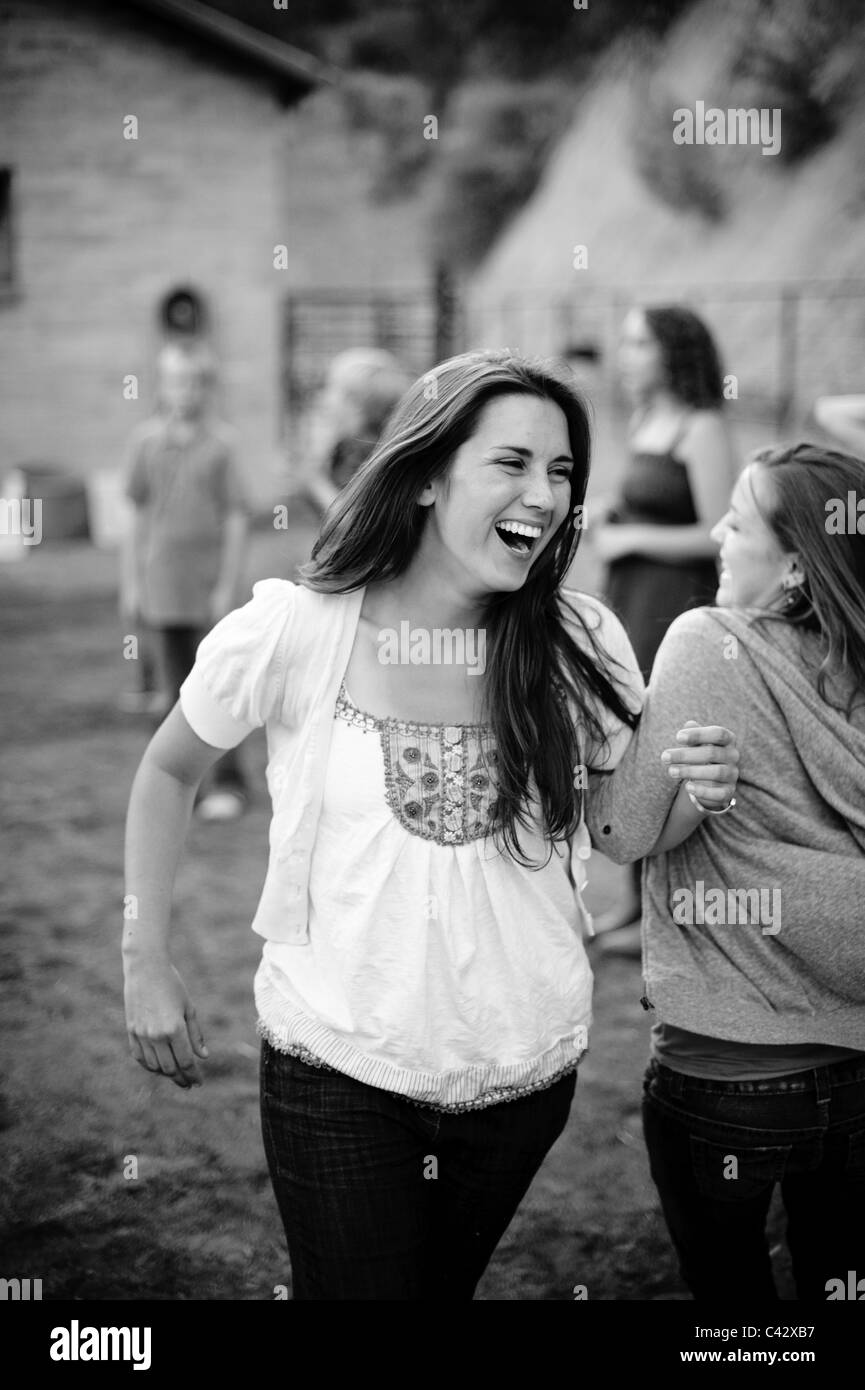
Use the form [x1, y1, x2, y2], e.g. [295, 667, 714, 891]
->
[259, 1039, 577, 1301]
[642, 1055, 865, 1301]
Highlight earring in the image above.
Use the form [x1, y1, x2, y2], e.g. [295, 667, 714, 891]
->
[781, 574, 802, 609]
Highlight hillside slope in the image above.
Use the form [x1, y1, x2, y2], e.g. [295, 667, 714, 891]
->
[469, 0, 865, 423]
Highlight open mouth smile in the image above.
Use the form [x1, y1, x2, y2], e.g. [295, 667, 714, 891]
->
[494, 519, 544, 559]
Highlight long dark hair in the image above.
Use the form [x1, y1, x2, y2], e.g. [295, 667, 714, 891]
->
[642, 305, 724, 409]
[747, 441, 865, 718]
[299, 349, 639, 864]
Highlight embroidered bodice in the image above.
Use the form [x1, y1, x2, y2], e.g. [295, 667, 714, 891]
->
[334, 680, 499, 845]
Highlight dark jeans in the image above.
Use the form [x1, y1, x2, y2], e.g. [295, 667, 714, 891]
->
[260, 1040, 577, 1300]
[151, 624, 245, 792]
[642, 1055, 865, 1301]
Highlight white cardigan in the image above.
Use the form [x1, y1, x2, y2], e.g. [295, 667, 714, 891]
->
[180, 575, 645, 934]
[179, 579, 645, 1106]
[181, 579, 366, 945]
[180, 579, 643, 946]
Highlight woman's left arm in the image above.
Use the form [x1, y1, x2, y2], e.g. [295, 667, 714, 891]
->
[587, 720, 739, 861]
[585, 609, 744, 862]
[596, 413, 737, 564]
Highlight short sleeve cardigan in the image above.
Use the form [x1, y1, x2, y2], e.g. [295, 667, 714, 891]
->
[179, 581, 645, 1106]
[180, 579, 645, 946]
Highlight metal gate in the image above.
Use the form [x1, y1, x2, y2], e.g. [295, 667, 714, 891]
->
[281, 276, 462, 426]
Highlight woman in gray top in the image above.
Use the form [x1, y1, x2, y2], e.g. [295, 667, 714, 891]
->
[587, 441, 865, 1301]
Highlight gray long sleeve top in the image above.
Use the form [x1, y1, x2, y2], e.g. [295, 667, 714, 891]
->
[585, 606, 865, 1049]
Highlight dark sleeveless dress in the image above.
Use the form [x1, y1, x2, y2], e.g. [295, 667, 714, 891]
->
[605, 439, 719, 680]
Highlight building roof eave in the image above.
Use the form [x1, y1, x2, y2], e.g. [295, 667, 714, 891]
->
[125, 0, 340, 101]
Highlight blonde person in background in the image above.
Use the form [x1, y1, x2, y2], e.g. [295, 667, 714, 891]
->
[119, 341, 252, 821]
[302, 348, 411, 514]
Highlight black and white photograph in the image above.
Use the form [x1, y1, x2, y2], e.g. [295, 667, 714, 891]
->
[1, 0, 864, 1352]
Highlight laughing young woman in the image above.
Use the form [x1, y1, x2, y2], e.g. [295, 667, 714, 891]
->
[122, 351, 738, 1300]
[593, 442, 865, 1300]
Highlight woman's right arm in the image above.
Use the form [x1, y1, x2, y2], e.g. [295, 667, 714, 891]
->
[119, 436, 148, 620]
[122, 704, 234, 1089]
[118, 508, 144, 619]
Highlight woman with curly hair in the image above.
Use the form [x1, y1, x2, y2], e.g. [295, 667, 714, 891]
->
[591, 305, 739, 941]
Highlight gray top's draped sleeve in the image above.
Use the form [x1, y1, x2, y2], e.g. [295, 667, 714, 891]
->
[585, 606, 745, 861]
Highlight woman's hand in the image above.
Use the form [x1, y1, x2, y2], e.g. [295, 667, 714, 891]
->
[592, 523, 642, 564]
[124, 954, 208, 1089]
[661, 719, 739, 810]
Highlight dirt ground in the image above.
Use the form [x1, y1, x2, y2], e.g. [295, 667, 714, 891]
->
[0, 518, 793, 1301]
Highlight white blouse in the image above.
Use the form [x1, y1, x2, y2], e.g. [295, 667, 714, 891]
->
[256, 682, 597, 1111]
[179, 579, 645, 1109]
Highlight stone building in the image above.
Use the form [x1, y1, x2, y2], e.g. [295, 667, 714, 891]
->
[0, 0, 333, 516]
